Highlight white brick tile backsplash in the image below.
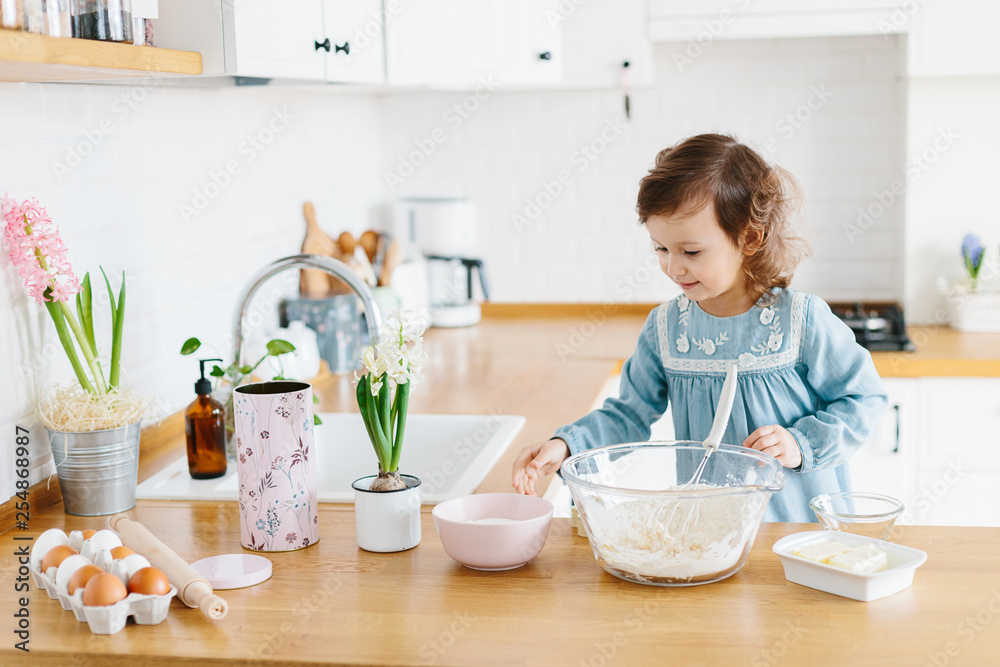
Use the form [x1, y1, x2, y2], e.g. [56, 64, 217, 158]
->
[0, 34, 907, 499]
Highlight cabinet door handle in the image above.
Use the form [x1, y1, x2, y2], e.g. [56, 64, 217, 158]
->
[539, 51, 552, 61]
[891, 403, 901, 454]
[335, 41, 350, 55]
[315, 38, 331, 52]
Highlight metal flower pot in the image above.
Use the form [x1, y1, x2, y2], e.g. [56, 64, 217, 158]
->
[46, 421, 141, 516]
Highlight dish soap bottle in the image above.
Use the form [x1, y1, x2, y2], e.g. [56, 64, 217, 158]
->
[185, 358, 227, 479]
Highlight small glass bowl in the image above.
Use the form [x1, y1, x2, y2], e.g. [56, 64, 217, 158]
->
[809, 492, 904, 541]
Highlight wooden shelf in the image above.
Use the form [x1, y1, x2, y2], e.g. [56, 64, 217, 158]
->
[0, 28, 201, 82]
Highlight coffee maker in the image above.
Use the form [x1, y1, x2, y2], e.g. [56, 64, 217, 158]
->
[391, 198, 489, 328]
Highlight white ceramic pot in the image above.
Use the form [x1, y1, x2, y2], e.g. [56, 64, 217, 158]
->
[352, 474, 422, 552]
[948, 291, 1000, 332]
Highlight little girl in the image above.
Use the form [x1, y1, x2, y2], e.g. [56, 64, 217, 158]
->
[512, 133, 888, 522]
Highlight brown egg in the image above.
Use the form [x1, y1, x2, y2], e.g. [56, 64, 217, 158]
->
[41, 545, 78, 572]
[109, 546, 134, 560]
[82, 573, 128, 607]
[67, 564, 104, 595]
[127, 567, 171, 596]
[81, 529, 97, 540]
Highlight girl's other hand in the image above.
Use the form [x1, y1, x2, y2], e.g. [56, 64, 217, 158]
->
[512, 438, 570, 496]
[743, 425, 802, 469]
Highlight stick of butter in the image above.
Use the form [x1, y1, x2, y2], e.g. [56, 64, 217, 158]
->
[794, 541, 852, 564]
[828, 544, 888, 574]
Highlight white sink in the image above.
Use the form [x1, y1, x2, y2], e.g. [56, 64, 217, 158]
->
[136, 413, 525, 504]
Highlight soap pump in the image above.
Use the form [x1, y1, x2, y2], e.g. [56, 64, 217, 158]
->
[184, 358, 228, 480]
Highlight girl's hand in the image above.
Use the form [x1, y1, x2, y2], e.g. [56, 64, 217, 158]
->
[512, 438, 570, 496]
[743, 425, 802, 469]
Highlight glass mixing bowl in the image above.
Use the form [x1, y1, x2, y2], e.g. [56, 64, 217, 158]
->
[561, 442, 785, 586]
[809, 491, 904, 540]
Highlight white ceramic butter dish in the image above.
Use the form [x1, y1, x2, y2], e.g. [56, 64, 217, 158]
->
[772, 531, 927, 602]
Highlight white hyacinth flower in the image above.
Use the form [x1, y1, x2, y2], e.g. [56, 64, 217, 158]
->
[353, 310, 426, 396]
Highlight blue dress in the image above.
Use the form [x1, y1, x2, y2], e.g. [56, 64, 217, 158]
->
[554, 289, 888, 522]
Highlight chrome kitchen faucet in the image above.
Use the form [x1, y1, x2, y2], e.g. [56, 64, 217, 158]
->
[231, 254, 383, 369]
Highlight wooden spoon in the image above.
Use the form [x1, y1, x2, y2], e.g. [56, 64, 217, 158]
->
[380, 237, 402, 287]
[359, 230, 379, 264]
[338, 232, 356, 256]
[300, 202, 340, 298]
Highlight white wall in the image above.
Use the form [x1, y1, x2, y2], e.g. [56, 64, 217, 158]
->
[0, 83, 386, 496]
[902, 0, 1000, 324]
[0, 33, 907, 499]
[379, 36, 906, 305]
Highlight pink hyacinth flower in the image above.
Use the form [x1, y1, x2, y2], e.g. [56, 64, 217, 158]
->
[2, 196, 80, 304]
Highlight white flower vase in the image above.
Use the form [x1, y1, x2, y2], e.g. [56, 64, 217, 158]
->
[948, 291, 1000, 333]
[352, 474, 422, 552]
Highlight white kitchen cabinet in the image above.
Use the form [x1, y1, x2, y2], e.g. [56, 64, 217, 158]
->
[386, 0, 561, 88]
[559, 0, 654, 89]
[321, 0, 386, 84]
[155, 0, 386, 83]
[914, 472, 999, 527]
[849, 378, 919, 516]
[907, 0, 1000, 77]
[648, 0, 906, 41]
[228, 0, 326, 80]
[911, 378, 1000, 526]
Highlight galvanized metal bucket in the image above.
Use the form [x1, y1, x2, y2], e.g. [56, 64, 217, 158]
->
[46, 422, 141, 516]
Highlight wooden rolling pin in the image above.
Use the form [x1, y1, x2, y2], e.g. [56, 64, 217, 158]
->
[110, 513, 228, 620]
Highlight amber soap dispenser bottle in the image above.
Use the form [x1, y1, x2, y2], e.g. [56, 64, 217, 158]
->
[185, 358, 228, 479]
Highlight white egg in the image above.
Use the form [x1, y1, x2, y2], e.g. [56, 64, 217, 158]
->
[82, 530, 122, 560]
[120, 553, 151, 579]
[30, 529, 69, 570]
[55, 554, 91, 591]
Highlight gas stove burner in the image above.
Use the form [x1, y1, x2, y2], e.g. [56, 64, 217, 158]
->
[828, 301, 916, 352]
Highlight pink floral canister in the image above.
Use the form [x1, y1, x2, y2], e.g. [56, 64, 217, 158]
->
[234, 381, 319, 551]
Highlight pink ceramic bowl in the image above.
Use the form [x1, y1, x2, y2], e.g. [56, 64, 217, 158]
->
[432, 493, 554, 571]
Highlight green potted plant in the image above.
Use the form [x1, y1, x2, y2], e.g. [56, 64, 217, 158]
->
[351, 311, 427, 552]
[3, 196, 145, 516]
[179, 336, 319, 459]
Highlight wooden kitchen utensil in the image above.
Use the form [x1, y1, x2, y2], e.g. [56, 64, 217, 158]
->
[338, 231, 357, 256]
[359, 230, 379, 264]
[380, 237, 401, 287]
[300, 202, 341, 298]
[110, 513, 229, 620]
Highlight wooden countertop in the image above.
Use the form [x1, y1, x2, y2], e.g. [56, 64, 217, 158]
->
[870, 326, 1000, 377]
[7, 312, 1000, 525]
[3, 506, 999, 666]
[4, 310, 1000, 664]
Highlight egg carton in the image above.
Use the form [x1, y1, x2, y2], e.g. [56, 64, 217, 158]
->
[73, 587, 178, 634]
[31, 529, 177, 634]
[32, 562, 177, 633]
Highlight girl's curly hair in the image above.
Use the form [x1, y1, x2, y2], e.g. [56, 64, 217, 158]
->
[636, 134, 810, 306]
